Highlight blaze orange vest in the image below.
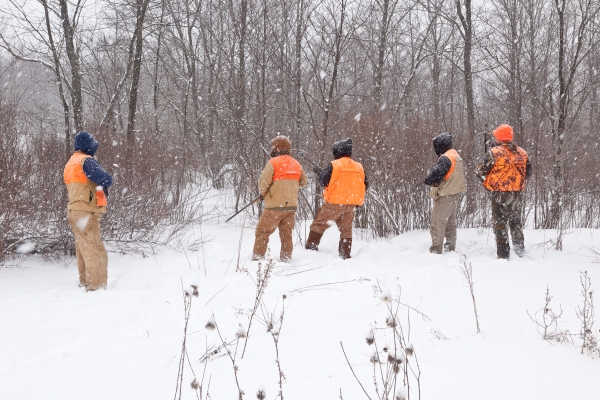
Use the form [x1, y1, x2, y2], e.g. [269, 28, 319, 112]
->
[483, 145, 528, 192]
[442, 149, 459, 180]
[64, 152, 91, 185]
[64, 152, 108, 211]
[323, 157, 365, 205]
[270, 155, 302, 181]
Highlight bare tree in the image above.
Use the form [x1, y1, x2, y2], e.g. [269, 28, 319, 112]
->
[455, 0, 476, 140]
[59, 0, 84, 131]
[373, 0, 399, 111]
[0, 0, 83, 156]
[545, 0, 600, 249]
[126, 0, 151, 168]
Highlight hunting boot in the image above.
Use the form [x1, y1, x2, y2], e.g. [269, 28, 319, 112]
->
[443, 242, 456, 252]
[305, 230, 323, 251]
[429, 245, 443, 254]
[513, 243, 526, 258]
[339, 238, 352, 259]
[497, 240, 510, 259]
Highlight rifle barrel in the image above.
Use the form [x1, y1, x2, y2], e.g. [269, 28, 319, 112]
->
[225, 195, 262, 222]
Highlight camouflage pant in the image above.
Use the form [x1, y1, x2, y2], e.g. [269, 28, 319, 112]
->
[491, 191, 525, 258]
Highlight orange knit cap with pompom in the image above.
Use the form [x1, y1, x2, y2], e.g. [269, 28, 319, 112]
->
[493, 124, 513, 142]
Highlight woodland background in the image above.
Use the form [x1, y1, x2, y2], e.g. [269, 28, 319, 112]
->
[0, 0, 599, 261]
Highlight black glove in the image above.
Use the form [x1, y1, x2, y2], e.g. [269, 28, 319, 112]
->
[103, 187, 109, 197]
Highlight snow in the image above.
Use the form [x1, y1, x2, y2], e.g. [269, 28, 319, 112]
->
[15, 242, 35, 254]
[236, 324, 248, 338]
[75, 214, 90, 230]
[380, 287, 392, 303]
[204, 314, 216, 330]
[1, 219, 600, 399]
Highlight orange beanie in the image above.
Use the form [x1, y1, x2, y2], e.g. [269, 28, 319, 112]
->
[493, 124, 513, 142]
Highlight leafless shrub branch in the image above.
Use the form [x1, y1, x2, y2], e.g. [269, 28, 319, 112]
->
[174, 283, 199, 400]
[577, 271, 600, 356]
[259, 294, 289, 400]
[526, 286, 572, 344]
[457, 251, 480, 334]
[240, 252, 275, 358]
[211, 315, 245, 399]
[343, 285, 423, 399]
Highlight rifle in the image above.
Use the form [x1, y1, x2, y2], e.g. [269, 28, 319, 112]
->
[225, 195, 263, 222]
[473, 169, 486, 182]
[474, 124, 490, 182]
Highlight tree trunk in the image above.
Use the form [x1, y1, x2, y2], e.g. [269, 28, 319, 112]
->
[41, 0, 71, 159]
[506, 0, 524, 144]
[552, 0, 567, 249]
[237, 0, 247, 126]
[456, 0, 477, 223]
[373, 0, 391, 111]
[456, 0, 476, 140]
[295, 0, 304, 143]
[126, 0, 150, 169]
[59, 0, 83, 132]
[316, 0, 346, 213]
[153, 0, 166, 135]
[430, 15, 442, 128]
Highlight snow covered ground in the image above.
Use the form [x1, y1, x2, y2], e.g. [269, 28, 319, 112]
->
[1, 217, 600, 399]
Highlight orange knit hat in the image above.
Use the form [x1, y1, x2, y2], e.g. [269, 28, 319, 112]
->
[493, 124, 513, 142]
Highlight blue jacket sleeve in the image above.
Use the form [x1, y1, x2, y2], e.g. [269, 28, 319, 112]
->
[424, 156, 452, 186]
[83, 158, 113, 188]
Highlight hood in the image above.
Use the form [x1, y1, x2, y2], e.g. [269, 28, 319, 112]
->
[332, 138, 352, 159]
[74, 131, 98, 156]
[432, 132, 453, 156]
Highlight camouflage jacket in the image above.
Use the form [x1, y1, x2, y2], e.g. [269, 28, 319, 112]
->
[476, 142, 532, 189]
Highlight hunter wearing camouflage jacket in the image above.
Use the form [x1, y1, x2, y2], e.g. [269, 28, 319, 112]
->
[477, 124, 532, 259]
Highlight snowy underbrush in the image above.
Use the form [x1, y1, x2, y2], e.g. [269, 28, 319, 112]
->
[0, 176, 217, 265]
[0, 104, 233, 265]
[100, 182, 217, 256]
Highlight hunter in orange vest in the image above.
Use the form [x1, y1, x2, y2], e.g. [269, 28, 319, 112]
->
[423, 133, 466, 254]
[477, 124, 532, 259]
[64, 131, 113, 291]
[305, 138, 368, 259]
[252, 135, 307, 262]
